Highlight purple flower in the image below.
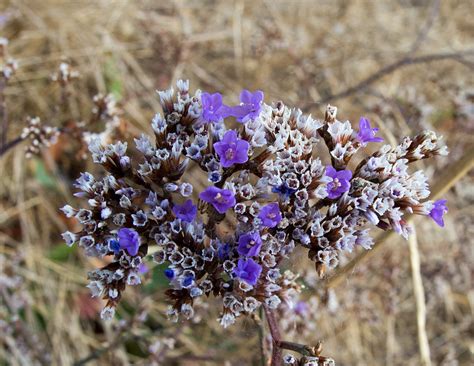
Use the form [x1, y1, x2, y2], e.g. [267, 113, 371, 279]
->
[201, 92, 228, 123]
[229, 89, 264, 123]
[429, 199, 448, 227]
[164, 268, 175, 280]
[181, 272, 195, 288]
[237, 232, 262, 257]
[356, 117, 383, 146]
[326, 165, 352, 199]
[272, 183, 296, 198]
[213, 130, 249, 168]
[217, 242, 231, 260]
[259, 203, 282, 228]
[172, 199, 197, 222]
[199, 186, 236, 214]
[117, 228, 140, 256]
[233, 258, 262, 286]
[108, 238, 121, 253]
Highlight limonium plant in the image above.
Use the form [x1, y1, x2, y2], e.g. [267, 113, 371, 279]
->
[61, 80, 448, 365]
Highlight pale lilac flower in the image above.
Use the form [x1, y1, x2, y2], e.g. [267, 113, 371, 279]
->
[259, 203, 282, 228]
[233, 258, 262, 285]
[201, 92, 227, 123]
[237, 232, 262, 257]
[229, 90, 264, 123]
[61, 231, 76, 247]
[118, 228, 140, 256]
[356, 117, 383, 146]
[326, 165, 352, 199]
[429, 199, 448, 227]
[199, 186, 236, 214]
[213, 130, 249, 168]
[172, 199, 197, 222]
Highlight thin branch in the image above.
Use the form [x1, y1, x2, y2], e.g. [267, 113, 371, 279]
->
[408, 227, 432, 366]
[326, 144, 474, 289]
[0, 135, 25, 157]
[263, 305, 282, 366]
[302, 50, 474, 110]
[255, 309, 266, 366]
[278, 341, 318, 357]
[0, 79, 7, 148]
[408, 0, 441, 55]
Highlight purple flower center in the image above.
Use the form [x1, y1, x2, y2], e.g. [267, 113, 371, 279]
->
[233, 258, 262, 285]
[258, 202, 282, 228]
[172, 199, 197, 223]
[199, 186, 236, 214]
[201, 92, 228, 123]
[117, 228, 141, 256]
[225, 147, 235, 160]
[237, 232, 262, 257]
[213, 130, 249, 168]
[325, 165, 352, 199]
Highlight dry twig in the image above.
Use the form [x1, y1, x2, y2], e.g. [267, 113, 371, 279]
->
[408, 227, 432, 366]
[302, 50, 474, 110]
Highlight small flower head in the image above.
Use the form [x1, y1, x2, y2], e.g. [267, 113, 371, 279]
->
[199, 186, 236, 214]
[61, 231, 77, 247]
[201, 92, 227, 123]
[172, 199, 197, 223]
[259, 203, 282, 228]
[230, 89, 264, 123]
[325, 166, 352, 199]
[217, 242, 231, 260]
[272, 183, 297, 199]
[356, 117, 383, 146]
[237, 232, 263, 257]
[108, 238, 121, 253]
[429, 199, 448, 227]
[117, 228, 141, 256]
[181, 272, 195, 288]
[164, 268, 175, 280]
[213, 130, 250, 168]
[233, 258, 262, 286]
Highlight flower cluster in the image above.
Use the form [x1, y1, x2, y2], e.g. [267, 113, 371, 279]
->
[20, 117, 59, 158]
[0, 37, 18, 80]
[50, 61, 80, 86]
[61, 80, 448, 327]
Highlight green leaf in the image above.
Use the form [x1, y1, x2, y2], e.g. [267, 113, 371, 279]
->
[48, 244, 75, 262]
[144, 263, 169, 293]
[104, 57, 123, 100]
[34, 160, 57, 189]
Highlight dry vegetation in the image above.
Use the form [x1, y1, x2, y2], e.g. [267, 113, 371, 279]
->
[0, 0, 473, 365]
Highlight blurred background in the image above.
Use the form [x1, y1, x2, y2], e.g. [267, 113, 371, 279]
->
[0, 0, 473, 365]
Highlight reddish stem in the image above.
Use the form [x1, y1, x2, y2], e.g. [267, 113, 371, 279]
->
[263, 305, 282, 366]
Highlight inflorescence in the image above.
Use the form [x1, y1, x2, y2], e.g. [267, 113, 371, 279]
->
[61, 80, 448, 327]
